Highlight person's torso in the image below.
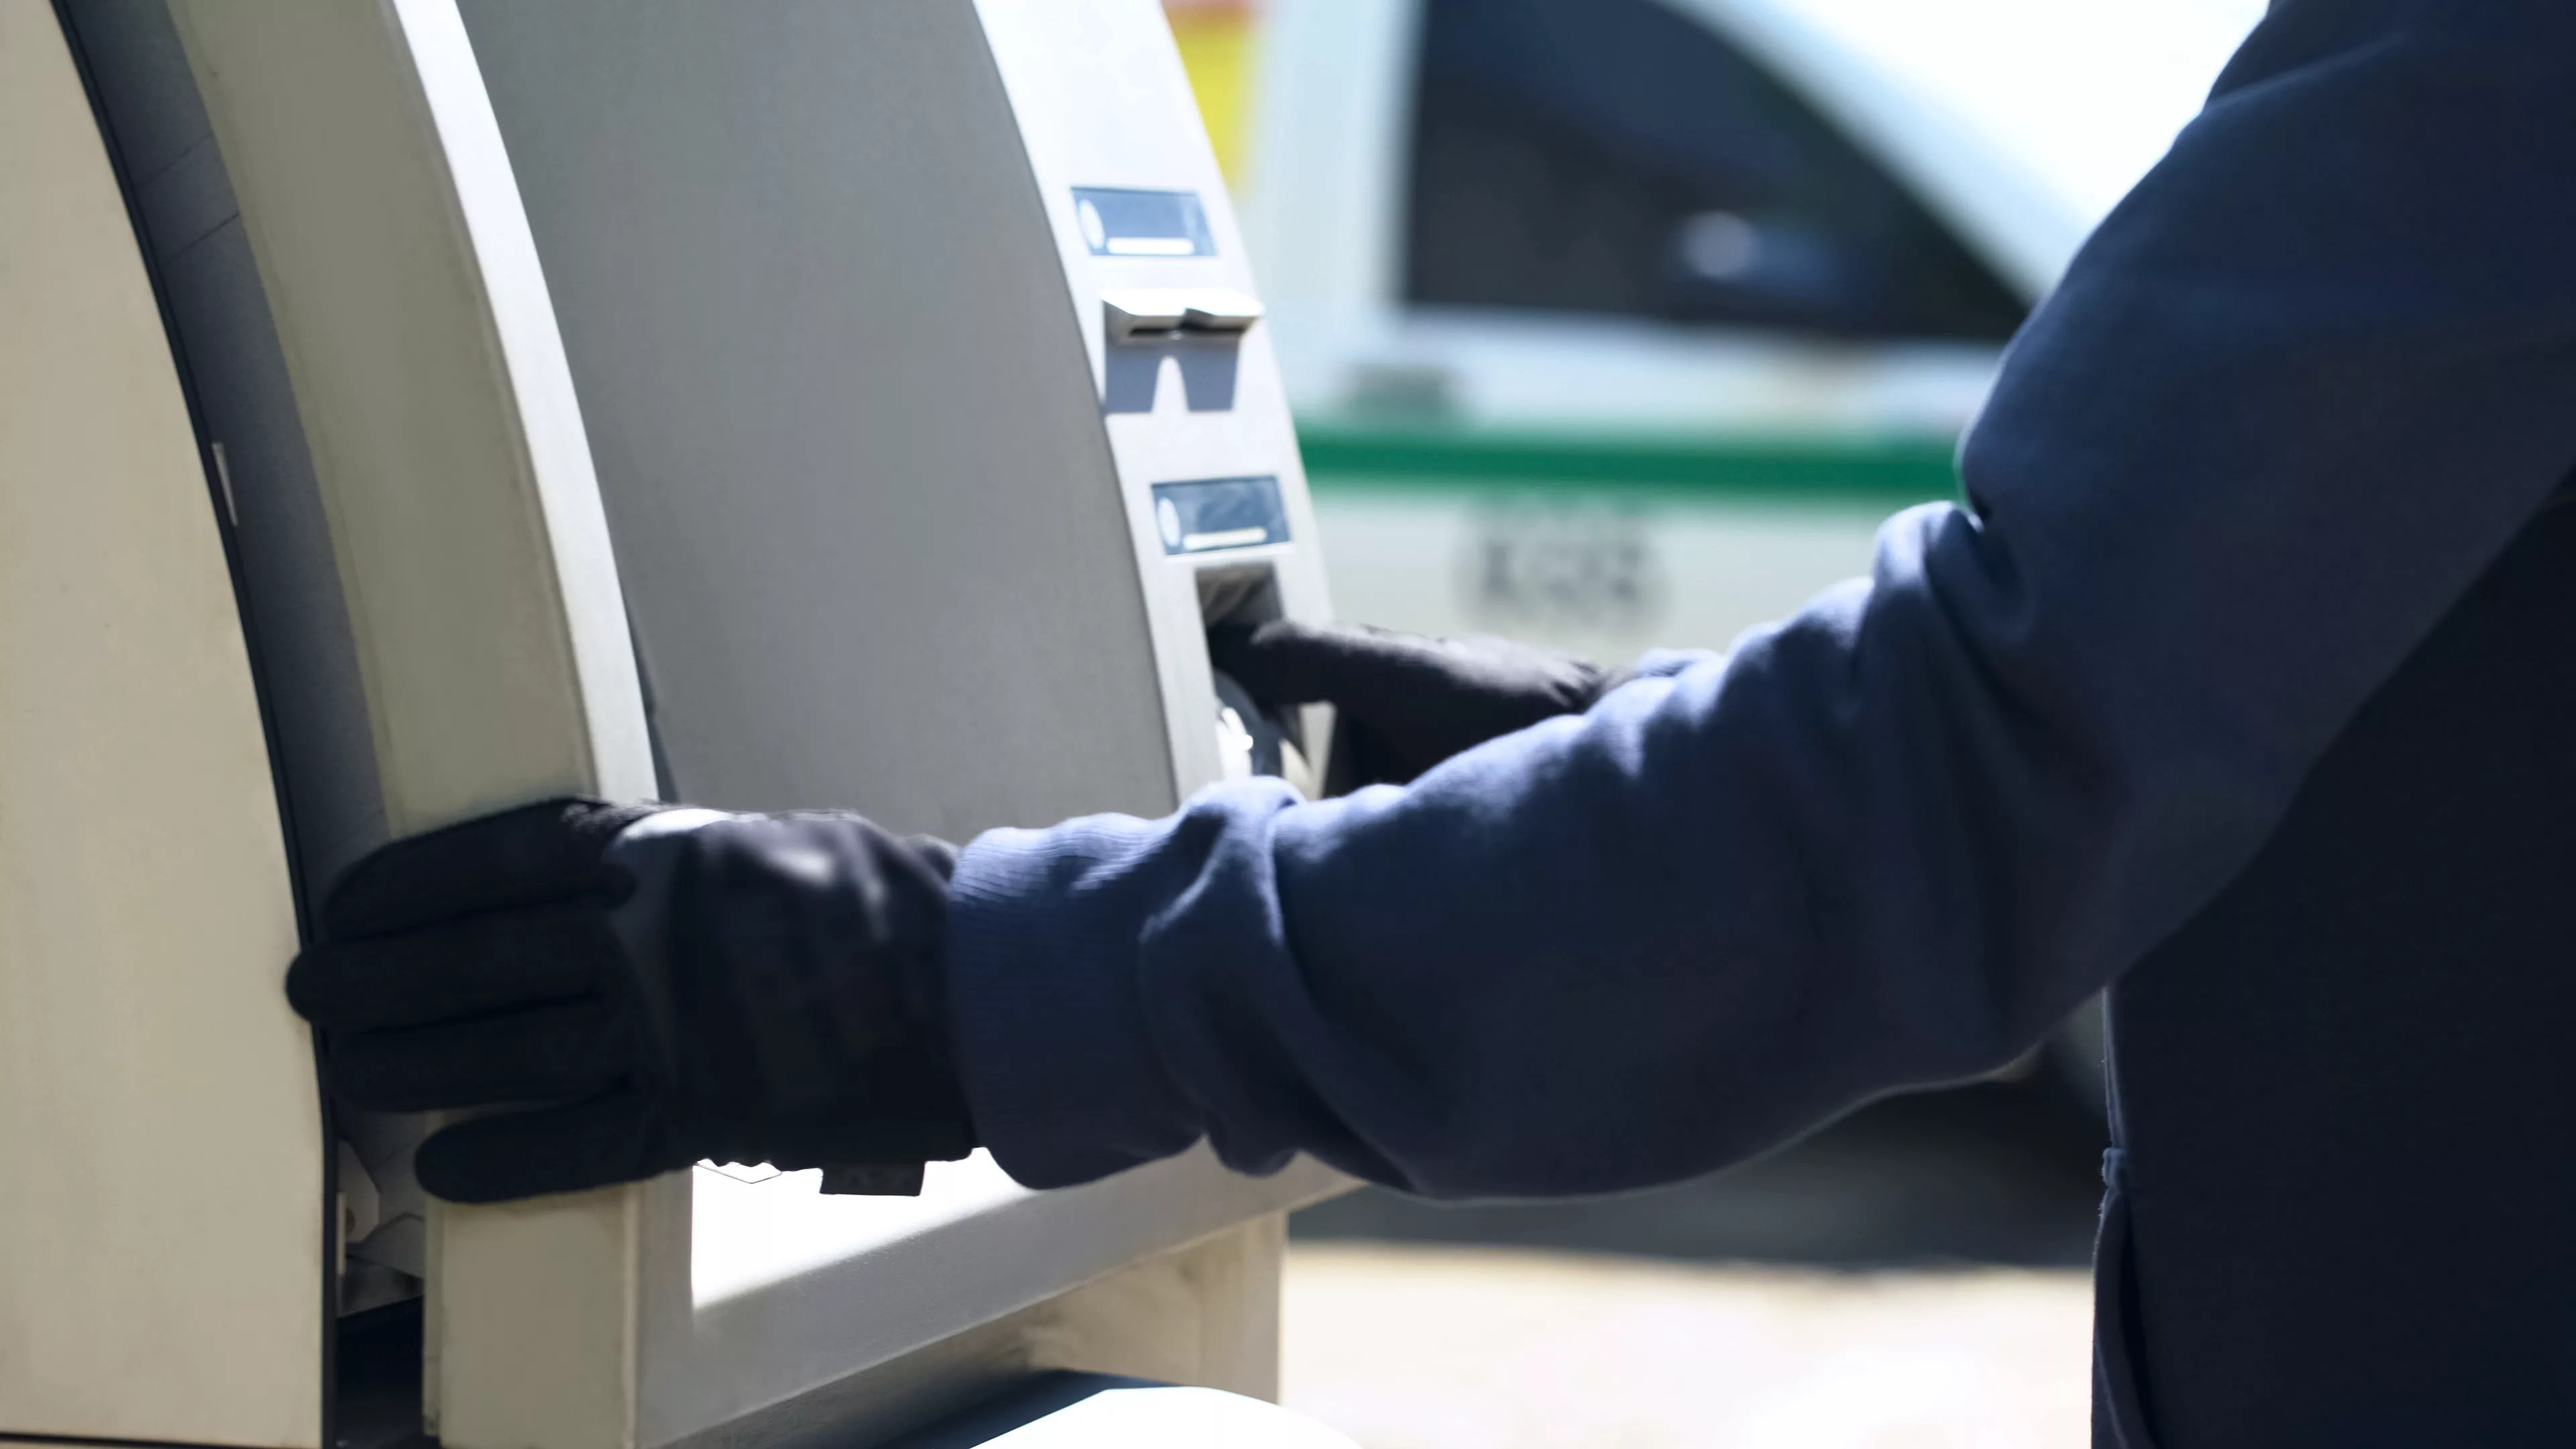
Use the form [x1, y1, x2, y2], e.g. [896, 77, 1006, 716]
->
[2098, 476, 2576, 1445]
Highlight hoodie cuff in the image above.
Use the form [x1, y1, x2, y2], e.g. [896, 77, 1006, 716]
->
[944, 814, 1205, 1189]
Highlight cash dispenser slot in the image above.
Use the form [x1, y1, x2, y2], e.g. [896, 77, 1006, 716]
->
[1103, 289, 1267, 344]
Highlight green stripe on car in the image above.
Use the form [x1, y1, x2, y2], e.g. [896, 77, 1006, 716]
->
[1295, 425, 1964, 506]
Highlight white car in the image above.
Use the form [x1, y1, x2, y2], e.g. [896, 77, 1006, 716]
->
[1172, 0, 2261, 663]
[1171, 0, 2263, 1110]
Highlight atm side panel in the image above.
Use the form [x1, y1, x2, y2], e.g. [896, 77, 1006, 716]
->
[138, 3, 669, 1448]
[0, 6, 323, 1443]
[451, 6, 1344, 1448]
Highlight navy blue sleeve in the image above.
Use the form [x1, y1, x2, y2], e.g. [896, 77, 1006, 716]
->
[945, 0, 2576, 1196]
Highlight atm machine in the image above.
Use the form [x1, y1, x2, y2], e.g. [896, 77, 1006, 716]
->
[5, 2, 1348, 1446]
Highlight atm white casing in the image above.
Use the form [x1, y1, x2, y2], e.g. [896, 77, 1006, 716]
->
[3, 3, 1343, 1447]
[0, 11, 319, 1443]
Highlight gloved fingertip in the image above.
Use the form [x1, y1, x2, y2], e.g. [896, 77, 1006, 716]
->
[1584, 663, 1641, 709]
[321, 797, 666, 938]
[904, 835, 963, 883]
[413, 1095, 669, 1205]
[412, 1149, 543, 1206]
[280, 950, 329, 1022]
[1203, 621, 1263, 669]
[282, 940, 390, 1028]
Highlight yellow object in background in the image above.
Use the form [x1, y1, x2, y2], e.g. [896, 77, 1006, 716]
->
[1163, 0, 1258, 182]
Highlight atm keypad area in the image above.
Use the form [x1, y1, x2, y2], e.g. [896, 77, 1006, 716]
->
[1071, 176, 1326, 798]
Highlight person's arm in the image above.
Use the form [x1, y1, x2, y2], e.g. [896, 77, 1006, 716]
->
[946, 0, 2576, 1197]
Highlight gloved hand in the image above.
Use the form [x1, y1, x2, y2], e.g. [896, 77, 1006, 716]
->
[1208, 620, 1629, 786]
[285, 798, 975, 1203]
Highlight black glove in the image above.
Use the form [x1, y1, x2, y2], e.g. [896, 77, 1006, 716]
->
[286, 799, 976, 1203]
[1208, 620, 1629, 786]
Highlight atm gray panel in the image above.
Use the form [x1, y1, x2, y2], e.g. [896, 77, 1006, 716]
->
[461, 0, 1176, 838]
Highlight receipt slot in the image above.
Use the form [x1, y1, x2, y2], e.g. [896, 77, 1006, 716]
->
[11, 3, 1343, 1448]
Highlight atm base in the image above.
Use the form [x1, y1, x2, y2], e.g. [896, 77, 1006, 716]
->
[886, 1374, 1354, 1449]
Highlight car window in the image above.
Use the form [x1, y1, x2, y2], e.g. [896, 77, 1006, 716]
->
[1403, 0, 2029, 342]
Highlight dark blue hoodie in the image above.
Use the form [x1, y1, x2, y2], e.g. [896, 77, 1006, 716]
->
[949, 2, 2576, 1440]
